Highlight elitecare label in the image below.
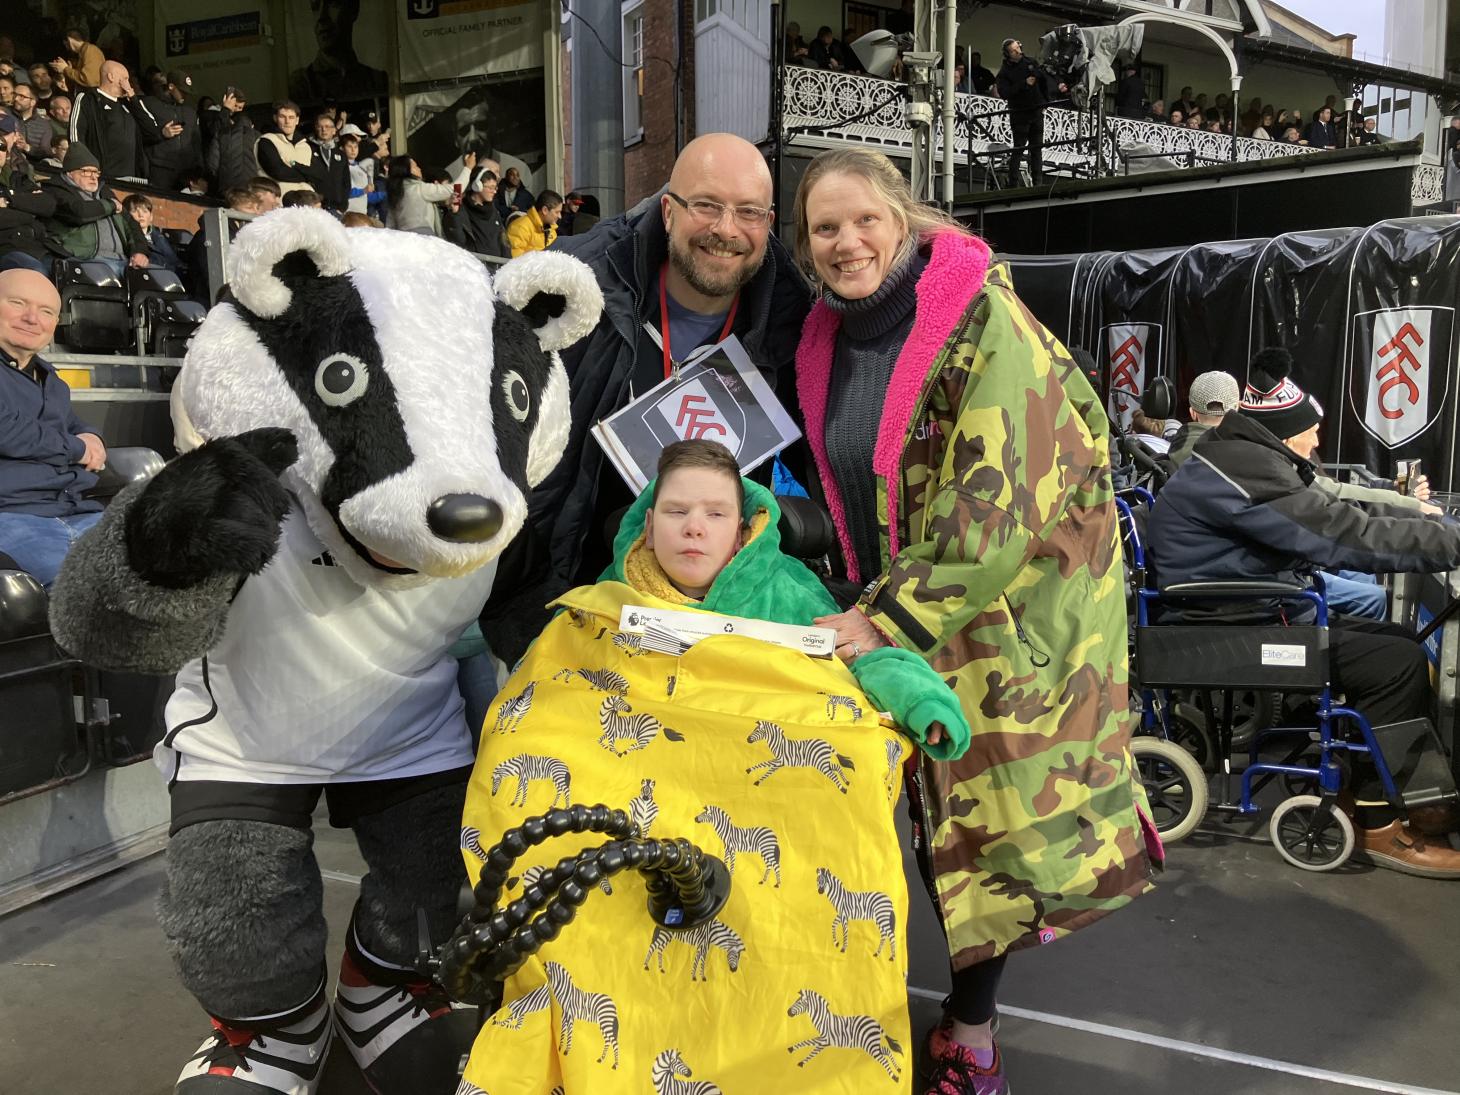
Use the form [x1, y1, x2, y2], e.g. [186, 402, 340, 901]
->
[1260, 644, 1306, 667]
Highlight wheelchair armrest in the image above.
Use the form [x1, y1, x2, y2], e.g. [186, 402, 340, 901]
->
[89, 446, 165, 500]
[1159, 580, 1311, 598]
[777, 496, 834, 561]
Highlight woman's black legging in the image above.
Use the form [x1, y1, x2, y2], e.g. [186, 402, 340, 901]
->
[949, 954, 1008, 1025]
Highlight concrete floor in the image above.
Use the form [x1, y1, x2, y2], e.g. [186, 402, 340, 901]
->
[3, 807, 1459, 1095]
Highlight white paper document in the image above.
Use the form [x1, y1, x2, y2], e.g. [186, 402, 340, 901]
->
[617, 605, 837, 659]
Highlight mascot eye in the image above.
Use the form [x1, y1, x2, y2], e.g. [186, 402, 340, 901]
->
[501, 370, 531, 423]
[314, 353, 369, 407]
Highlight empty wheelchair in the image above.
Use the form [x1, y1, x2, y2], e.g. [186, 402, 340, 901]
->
[1135, 574, 1458, 872]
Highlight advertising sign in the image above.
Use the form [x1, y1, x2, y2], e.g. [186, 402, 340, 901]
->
[396, 0, 543, 85]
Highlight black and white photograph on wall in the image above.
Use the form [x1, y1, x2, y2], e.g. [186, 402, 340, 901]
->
[286, 0, 388, 108]
[403, 71, 546, 192]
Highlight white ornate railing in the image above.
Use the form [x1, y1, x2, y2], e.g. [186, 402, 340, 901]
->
[1413, 163, 1445, 205]
[782, 66, 1322, 176]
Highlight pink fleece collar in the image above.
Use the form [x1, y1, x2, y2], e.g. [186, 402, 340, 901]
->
[796, 231, 992, 584]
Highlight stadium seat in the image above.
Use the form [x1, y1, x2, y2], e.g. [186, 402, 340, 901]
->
[54, 259, 132, 353]
[0, 569, 85, 797]
[127, 267, 205, 357]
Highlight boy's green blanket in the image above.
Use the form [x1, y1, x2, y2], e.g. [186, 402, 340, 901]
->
[603, 477, 970, 760]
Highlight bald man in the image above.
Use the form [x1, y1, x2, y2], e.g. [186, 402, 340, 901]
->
[0, 269, 107, 587]
[70, 59, 163, 180]
[510, 132, 811, 636]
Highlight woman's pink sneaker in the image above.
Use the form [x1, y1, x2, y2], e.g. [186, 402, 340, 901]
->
[923, 1023, 1011, 1095]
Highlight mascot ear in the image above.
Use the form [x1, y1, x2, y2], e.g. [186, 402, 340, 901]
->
[492, 251, 604, 351]
[229, 208, 354, 320]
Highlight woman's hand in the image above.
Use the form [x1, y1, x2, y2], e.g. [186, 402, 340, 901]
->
[814, 607, 888, 664]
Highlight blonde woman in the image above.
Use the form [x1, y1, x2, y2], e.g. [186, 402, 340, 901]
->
[792, 148, 1161, 1094]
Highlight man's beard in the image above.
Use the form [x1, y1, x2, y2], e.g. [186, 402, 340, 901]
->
[668, 228, 764, 299]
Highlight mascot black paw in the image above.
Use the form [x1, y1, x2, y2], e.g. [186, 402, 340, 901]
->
[49, 208, 603, 1094]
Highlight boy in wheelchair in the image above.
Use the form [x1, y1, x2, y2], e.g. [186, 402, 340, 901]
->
[453, 440, 970, 1092]
[1148, 354, 1460, 877]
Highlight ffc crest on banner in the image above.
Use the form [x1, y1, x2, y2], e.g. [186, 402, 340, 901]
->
[1102, 322, 1160, 427]
[1349, 306, 1454, 449]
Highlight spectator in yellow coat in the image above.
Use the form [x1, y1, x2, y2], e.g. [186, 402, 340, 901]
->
[505, 188, 562, 257]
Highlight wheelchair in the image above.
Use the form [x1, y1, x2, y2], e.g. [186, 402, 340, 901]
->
[1120, 491, 1459, 870]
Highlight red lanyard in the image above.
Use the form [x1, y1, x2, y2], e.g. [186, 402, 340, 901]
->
[658, 260, 738, 379]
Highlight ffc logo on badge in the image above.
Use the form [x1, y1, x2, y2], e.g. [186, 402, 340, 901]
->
[1101, 323, 1162, 428]
[644, 375, 745, 454]
[1349, 306, 1454, 448]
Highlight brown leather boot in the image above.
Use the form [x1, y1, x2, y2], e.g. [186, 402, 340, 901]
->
[1355, 819, 1460, 879]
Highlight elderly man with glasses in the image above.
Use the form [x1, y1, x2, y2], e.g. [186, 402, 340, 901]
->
[40, 142, 148, 278]
[490, 133, 811, 657]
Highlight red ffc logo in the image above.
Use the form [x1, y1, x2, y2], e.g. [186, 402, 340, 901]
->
[1101, 323, 1158, 427]
[1351, 307, 1452, 449]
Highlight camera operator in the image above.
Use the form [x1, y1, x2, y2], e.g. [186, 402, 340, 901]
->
[995, 38, 1067, 188]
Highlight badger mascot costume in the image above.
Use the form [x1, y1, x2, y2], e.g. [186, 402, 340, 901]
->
[49, 208, 602, 1094]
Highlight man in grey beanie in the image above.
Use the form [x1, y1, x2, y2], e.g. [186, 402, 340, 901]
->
[1169, 369, 1240, 466]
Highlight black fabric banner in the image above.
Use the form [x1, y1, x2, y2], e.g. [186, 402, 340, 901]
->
[1006, 217, 1460, 488]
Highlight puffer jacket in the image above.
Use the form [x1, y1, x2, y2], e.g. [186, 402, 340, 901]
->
[202, 108, 259, 192]
[532, 194, 812, 585]
[1148, 411, 1460, 619]
[797, 229, 1159, 968]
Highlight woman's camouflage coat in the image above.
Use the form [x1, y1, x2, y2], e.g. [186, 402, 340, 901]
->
[797, 230, 1160, 968]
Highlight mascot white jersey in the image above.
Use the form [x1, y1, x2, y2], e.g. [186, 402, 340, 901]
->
[49, 209, 602, 1095]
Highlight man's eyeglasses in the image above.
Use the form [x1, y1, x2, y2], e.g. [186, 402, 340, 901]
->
[667, 191, 772, 229]
[73, 168, 101, 179]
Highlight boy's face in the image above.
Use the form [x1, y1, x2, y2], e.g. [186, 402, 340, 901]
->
[644, 467, 745, 599]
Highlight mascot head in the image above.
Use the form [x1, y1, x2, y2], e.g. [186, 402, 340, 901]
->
[174, 209, 601, 589]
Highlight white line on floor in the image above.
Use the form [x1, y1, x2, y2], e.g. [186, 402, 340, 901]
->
[320, 869, 361, 886]
[908, 987, 1458, 1095]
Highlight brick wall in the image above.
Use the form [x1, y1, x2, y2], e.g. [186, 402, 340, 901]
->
[623, 0, 692, 205]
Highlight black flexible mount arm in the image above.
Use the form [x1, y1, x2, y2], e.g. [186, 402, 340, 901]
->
[423, 804, 731, 1006]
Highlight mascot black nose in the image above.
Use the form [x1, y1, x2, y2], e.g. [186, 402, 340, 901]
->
[427, 494, 503, 543]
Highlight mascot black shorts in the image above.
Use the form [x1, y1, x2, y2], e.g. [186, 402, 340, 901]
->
[168, 766, 474, 835]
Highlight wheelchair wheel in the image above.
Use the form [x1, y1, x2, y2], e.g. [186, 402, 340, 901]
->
[1269, 794, 1355, 872]
[1132, 737, 1208, 844]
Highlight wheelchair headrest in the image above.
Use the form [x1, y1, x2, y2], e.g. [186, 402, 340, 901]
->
[1141, 376, 1176, 420]
[776, 495, 834, 561]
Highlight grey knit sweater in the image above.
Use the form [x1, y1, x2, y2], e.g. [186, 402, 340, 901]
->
[823, 250, 926, 581]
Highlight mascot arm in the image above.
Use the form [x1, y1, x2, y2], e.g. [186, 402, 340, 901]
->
[49, 428, 298, 675]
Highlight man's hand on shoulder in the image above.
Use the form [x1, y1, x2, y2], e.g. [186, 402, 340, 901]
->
[77, 432, 106, 471]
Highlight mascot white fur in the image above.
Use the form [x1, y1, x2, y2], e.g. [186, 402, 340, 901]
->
[49, 208, 602, 1094]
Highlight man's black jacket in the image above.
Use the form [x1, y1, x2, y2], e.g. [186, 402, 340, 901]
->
[0, 174, 59, 263]
[141, 94, 201, 184]
[995, 55, 1052, 115]
[533, 195, 812, 586]
[309, 139, 351, 213]
[70, 89, 161, 179]
[1148, 412, 1460, 619]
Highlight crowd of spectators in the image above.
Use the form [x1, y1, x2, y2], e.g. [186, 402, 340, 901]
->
[0, 30, 601, 322]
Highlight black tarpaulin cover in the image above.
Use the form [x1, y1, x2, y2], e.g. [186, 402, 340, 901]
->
[1005, 216, 1460, 488]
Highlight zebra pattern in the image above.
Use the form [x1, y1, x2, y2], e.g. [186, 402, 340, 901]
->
[630, 778, 658, 836]
[642, 917, 744, 980]
[666, 674, 677, 697]
[612, 632, 645, 656]
[545, 961, 620, 1069]
[491, 753, 571, 808]
[816, 867, 897, 960]
[597, 695, 685, 755]
[651, 1049, 723, 1095]
[453, 1082, 487, 1095]
[515, 862, 613, 896]
[492, 681, 535, 733]
[552, 666, 631, 694]
[787, 988, 903, 1081]
[822, 693, 863, 721]
[884, 737, 903, 800]
[746, 720, 855, 793]
[490, 983, 550, 1029]
[694, 804, 782, 886]
[460, 826, 486, 862]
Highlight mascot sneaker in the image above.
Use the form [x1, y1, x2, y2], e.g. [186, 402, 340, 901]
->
[333, 927, 478, 1094]
[175, 983, 332, 1093]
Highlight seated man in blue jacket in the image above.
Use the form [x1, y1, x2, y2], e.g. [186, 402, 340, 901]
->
[1149, 347, 1460, 878]
[0, 267, 106, 587]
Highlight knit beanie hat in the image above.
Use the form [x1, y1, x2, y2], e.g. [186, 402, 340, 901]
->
[62, 142, 101, 172]
[1240, 347, 1323, 439]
